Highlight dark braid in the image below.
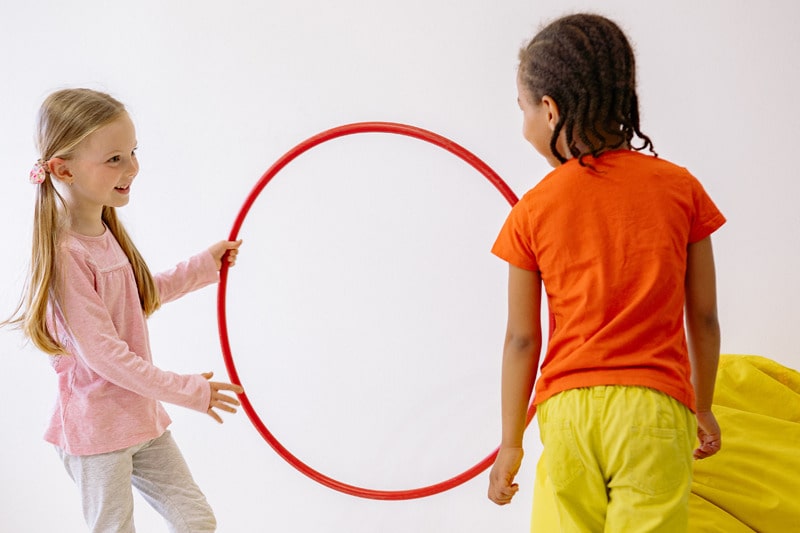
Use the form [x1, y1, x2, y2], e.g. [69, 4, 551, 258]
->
[519, 14, 656, 165]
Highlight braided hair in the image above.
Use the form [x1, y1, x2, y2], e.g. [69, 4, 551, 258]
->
[518, 13, 656, 164]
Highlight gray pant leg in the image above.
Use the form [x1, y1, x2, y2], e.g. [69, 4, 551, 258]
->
[58, 444, 138, 533]
[131, 430, 216, 533]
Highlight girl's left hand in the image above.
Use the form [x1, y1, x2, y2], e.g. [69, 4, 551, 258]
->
[209, 239, 243, 270]
[201, 371, 244, 423]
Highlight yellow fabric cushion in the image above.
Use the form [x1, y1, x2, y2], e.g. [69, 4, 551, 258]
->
[689, 355, 800, 532]
[531, 355, 800, 532]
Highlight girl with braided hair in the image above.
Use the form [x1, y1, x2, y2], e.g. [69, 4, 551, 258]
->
[487, 14, 725, 532]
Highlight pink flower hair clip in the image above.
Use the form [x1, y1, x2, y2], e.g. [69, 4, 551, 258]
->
[29, 159, 48, 185]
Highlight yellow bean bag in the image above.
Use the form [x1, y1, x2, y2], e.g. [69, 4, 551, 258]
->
[531, 355, 800, 532]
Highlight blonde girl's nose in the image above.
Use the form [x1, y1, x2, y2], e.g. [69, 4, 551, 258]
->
[128, 157, 140, 178]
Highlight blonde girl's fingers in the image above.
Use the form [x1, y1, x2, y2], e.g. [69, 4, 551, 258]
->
[213, 381, 244, 394]
[224, 239, 242, 252]
[223, 239, 240, 247]
[228, 248, 241, 264]
[207, 409, 223, 424]
[214, 392, 241, 407]
[210, 401, 237, 414]
[210, 387, 242, 404]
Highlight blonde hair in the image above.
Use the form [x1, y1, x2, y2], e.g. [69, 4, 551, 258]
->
[3, 88, 160, 355]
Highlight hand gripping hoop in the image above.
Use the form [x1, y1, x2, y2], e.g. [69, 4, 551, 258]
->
[217, 121, 537, 500]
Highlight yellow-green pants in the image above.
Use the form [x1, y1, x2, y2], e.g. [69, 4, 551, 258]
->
[535, 386, 695, 532]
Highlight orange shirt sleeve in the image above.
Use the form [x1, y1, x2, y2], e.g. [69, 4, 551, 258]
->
[491, 197, 539, 272]
[688, 177, 726, 243]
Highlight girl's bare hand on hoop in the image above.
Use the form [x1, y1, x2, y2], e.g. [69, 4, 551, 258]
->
[209, 239, 243, 271]
[201, 371, 244, 423]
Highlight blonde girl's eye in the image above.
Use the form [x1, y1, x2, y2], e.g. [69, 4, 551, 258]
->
[108, 155, 121, 163]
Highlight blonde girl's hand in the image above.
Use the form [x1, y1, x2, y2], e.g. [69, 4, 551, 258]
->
[201, 372, 244, 423]
[488, 446, 524, 505]
[208, 239, 243, 271]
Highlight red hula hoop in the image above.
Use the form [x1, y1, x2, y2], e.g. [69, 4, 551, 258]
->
[217, 121, 537, 500]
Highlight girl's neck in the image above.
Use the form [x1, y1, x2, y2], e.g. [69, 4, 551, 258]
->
[67, 207, 106, 237]
[559, 139, 631, 166]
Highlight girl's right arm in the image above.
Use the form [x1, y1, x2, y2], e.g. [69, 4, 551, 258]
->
[488, 264, 542, 505]
[685, 236, 722, 459]
[153, 240, 242, 305]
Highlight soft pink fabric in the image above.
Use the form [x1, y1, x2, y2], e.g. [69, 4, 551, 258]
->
[44, 229, 218, 455]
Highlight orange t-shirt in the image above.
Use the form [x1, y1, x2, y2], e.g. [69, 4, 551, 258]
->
[492, 150, 726, 411]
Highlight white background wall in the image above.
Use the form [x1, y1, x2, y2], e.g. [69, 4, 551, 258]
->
[1, 1, 798, 532]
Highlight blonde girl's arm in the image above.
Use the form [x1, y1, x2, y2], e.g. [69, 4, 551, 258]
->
[56, 247, 212, 412]
[488, 264, 542, 505]
[153, 240, 242, 305]
[685, 236, 722, 459]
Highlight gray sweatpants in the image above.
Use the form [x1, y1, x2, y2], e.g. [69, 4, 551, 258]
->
[57, 430, 216, 533]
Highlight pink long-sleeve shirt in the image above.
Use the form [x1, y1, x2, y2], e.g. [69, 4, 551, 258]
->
[44, 229, 218, 456]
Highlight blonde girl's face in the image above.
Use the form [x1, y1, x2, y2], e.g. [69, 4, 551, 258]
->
[62, 113, 139, 214]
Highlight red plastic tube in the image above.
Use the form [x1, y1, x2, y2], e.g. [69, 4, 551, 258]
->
[217, 121, 537, 500]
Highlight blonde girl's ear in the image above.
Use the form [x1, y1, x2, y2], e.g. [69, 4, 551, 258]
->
[47, 158, 74, 185]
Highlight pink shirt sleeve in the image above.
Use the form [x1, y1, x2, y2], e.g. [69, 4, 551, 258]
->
[155, 250, 219, 304]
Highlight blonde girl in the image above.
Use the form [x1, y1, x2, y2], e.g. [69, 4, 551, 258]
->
[4, 88, 243, 532]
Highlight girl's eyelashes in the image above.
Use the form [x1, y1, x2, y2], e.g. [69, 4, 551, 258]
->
[106, 148, 137, 163]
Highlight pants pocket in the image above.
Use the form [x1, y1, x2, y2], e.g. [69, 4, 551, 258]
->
[541, 420, 585, 491]
[625, 426, 691, 496]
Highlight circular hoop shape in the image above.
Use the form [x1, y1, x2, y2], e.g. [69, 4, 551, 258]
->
[217, 122, 536, 500]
